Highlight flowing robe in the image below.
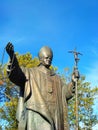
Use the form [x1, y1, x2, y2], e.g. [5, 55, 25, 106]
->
[7, 60, 75, 130]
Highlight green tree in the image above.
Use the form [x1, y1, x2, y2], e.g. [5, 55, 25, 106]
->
[68, 75, 98, 130]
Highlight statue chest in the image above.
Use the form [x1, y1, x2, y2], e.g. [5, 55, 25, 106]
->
[40, 74, 59, 104]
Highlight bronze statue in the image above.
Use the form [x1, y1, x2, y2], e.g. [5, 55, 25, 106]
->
[6, 42, 80, 130]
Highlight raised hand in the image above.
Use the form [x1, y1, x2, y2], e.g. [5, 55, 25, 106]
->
[6, 42, 14, 59]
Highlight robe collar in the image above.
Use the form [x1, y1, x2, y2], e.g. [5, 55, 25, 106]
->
[37, 65, 55, 76]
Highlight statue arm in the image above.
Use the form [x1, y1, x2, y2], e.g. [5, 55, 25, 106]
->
[63, 81, 75, 100]
[7, 55, 26, 87]
[6, 42, 26, 87]
[63, 70, 80, 100]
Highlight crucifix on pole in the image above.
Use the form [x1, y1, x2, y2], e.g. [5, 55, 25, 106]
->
[68, 48, 82, 130]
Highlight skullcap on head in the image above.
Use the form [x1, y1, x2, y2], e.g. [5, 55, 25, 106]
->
[38, 46, 53, 59]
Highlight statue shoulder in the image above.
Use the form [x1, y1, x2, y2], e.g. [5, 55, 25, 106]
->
[54, 73, 62, 81]
[20, 66, 38, 74]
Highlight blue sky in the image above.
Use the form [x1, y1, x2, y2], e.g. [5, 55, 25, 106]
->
[0, 0, 98, 86]
[0, 0, 98, 128]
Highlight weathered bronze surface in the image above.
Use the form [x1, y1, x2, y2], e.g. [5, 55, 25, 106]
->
[6, 42, 79, 130]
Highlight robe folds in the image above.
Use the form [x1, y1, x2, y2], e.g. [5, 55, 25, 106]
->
[8, 63, 75, 130]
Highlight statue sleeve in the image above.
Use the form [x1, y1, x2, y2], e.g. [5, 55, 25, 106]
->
[7, 55, 26, 87]
[62, 81, 75, 100]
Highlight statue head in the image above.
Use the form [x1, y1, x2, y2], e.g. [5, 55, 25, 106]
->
[38, 46, 53, 68]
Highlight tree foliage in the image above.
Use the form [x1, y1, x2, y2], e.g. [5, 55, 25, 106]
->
[68, 75, 98, 130]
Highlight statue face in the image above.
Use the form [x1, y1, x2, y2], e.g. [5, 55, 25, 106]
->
[38, 46, 53, 68]
[42, 56, 52, 67]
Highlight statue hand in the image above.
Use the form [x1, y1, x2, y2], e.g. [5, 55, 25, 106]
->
[6, 42, 14, 59]
[72, 69, 80, 83]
